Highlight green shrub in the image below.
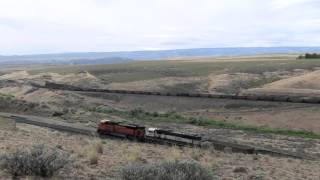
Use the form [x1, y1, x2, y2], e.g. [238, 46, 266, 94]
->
[0, 144, 69, 178]
[121, 160, 214, 180]
[0, 93, 15, 100]
[129, 108, 145, 117]
[188, 117, 211, 126]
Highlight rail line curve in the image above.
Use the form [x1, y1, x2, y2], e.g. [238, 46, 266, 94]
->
[35, 81, 320, 104]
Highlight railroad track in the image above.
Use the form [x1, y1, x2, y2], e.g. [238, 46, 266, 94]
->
[0, 112, 312, 160]
[33, 81, 320, 104]
[185, 105, 315, 116]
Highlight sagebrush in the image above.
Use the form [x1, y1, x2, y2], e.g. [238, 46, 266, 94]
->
[0, 144, 69, 177]
[121, 160, 215, 180]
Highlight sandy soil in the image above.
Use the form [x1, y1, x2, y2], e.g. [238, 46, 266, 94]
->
[0, 85, 67, 104]
[242, 70, 320, 96]
[205, 73, 261, 93]
[0, 70, 101, 87]
[0, 124, 319, 179]
[263, 70, 320, 90]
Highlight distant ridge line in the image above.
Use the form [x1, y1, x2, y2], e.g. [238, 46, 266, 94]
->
[1, 47, 320, 64]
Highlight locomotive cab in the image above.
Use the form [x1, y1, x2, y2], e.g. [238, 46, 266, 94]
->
[97, 119, 114, 133]
[147, 127, 158, 135]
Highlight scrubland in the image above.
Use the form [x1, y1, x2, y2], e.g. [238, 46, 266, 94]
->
[1, 124, 320, 179]
[1, 55, 320, 179]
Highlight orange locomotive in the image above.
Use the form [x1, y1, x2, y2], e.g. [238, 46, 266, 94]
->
[97, 119, 202, 145]
[97, 120, 145, 140]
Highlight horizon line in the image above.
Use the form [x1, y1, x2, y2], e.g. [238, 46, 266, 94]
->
[1, 46, 320, 57]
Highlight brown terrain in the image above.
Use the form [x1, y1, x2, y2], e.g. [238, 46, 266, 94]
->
[1, 55, 320, 179]
[1, 124, 320, 179]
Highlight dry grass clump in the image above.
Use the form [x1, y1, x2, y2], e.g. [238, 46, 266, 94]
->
[87, 149, 99, 165]
[125, 145, 145, 163]
[121, 160, 215, 180]
[188, 148, 205, 161]
[166, 146, 183, 160]
[0, 144, 69, 178]
[81, 139, 104, 165]
[165, 146, 206, 161]
[92, 140, 104, 154]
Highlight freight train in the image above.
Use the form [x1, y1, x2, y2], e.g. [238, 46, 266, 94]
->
[97, 119, 202, 146]
[42, 81, 320, 104]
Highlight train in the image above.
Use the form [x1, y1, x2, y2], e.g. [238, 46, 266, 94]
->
[42, 81, 320, 104]
[97, 119, 202, 146]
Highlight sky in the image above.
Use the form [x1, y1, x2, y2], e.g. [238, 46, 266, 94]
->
[0, 0, 319, 55]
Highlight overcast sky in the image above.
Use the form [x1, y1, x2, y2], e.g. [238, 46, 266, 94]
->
[0, 0, 319, 55]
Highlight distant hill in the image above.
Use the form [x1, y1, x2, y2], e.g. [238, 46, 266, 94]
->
[0, 56, 132, 65]
[1, 47, 320, 65]
[68, 57, 132, 65]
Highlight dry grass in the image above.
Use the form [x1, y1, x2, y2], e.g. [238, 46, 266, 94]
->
[121, 160, 214, 180]
[91, 139, 104, 154]
[87, 148, 99, 165]
[124, 145, 146, 163]
[76, 138, 104, 165]
[0, 124, 320, 179]
[0, 117, 16, 131]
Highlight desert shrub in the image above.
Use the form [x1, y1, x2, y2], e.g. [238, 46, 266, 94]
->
[129, 108, 145, 117]
[125, 146, 145, 162]
[0, 93, 15, 100]
[93, 141, 104, 154]
[188, 117, 211, 126]
[121, 160, 214, 180]
[84, 140, 103, 165]
[87, 149, 99, 165]
[0, 144, 69, 178]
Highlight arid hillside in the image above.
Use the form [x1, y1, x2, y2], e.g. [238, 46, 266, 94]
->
[1, 55, 320, 179]
[2, 55, 320, 95]
[1, 55, 320, 133]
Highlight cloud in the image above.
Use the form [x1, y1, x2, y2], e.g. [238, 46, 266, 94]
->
[0, 0, 319, 54]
